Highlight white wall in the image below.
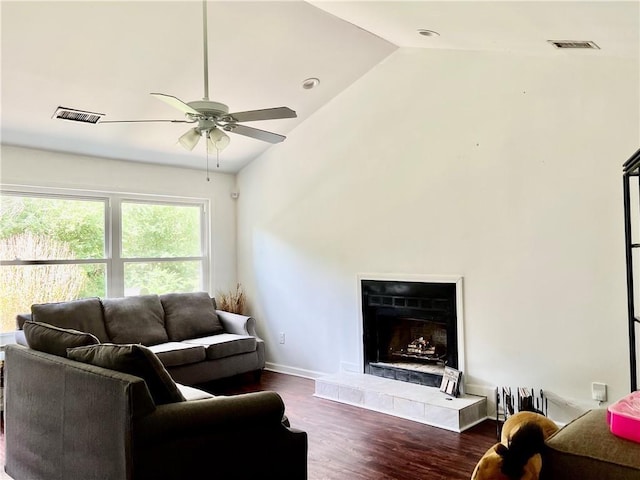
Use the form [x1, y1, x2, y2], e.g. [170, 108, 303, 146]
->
[0, 145, 238, 294]
[237, 47, 640, 412]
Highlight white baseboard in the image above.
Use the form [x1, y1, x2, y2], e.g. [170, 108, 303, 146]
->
[265, 362, 326, 379]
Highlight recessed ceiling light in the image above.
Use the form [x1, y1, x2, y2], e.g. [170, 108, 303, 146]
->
[302, 78, 320, 90]
[417, 29, 440, 37]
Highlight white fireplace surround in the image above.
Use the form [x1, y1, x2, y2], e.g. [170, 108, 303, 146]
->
[354, 273, 466, 383]
[314, 273, 486, 432]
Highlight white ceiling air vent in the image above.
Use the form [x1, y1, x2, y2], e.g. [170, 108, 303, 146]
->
[52, 106, 104, 124]
[548, 40, 600, 50]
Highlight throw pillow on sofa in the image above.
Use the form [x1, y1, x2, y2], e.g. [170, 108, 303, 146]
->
[101, 295, 169, 346]
[23, 321, 100, 357]
[67, 343, 185, 405]
[160, 291, 224, 341]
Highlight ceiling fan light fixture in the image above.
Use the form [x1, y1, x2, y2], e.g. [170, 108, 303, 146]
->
[207, 128, 230, 153]
[179, 127, 201, 151]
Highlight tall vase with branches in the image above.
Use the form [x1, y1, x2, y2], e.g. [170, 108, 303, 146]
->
[216, 283, 246, 314]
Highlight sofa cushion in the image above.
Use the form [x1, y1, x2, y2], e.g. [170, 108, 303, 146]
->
[16, 313, 32, 329]
[160, 292, 224, 341]
[184, 333, 257, 360]
[67, 343, 185, 405]
[101, 295, 169, 346]
[147, 342, 207, 367]
[31, 297, 109, 342]
[176, 383, 215, 401]
[23, 321, 99, 357]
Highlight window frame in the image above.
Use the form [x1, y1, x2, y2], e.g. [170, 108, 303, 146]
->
[111, 195, 210, 297]
[0, 186, 210, 333]
[0, 189, 110, 264]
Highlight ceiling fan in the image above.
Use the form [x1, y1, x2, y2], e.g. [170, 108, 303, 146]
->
[98, 0, 297, 159]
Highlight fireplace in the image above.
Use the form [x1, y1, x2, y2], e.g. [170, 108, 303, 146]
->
[361, 279, 459, 387]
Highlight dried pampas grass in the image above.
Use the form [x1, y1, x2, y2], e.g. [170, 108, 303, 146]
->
[216, 283, 246, 314]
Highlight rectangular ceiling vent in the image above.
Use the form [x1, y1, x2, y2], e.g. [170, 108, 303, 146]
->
[548, 40, 600, 50]
[52, 106, 104, 124]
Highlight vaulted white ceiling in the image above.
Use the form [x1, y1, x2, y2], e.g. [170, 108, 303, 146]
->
[2, 1, 638, 173]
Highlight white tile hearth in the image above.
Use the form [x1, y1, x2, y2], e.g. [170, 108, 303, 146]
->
[314, 372, 487, 432]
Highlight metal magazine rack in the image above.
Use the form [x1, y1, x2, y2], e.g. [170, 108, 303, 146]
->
[622, 147, 640, 393]
[495, 387, 549, 440]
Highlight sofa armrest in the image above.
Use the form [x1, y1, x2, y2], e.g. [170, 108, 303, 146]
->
[136, 391, 285, 439]
[14, 329, 27, 347]
[216, 310, 259, 337]
[133, 392, 308, 480]
[133, 390, 308, 479]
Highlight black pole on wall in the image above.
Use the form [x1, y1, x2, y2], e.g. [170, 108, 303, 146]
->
[622, 147, 640, 392]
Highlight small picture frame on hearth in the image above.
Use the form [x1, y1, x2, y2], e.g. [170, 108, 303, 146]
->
[440, 366, 462, 397]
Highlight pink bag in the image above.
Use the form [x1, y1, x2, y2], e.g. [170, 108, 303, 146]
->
[607, 390, 640, 443]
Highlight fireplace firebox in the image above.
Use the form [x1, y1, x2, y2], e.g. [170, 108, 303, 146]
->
[361, 280, 458, 387]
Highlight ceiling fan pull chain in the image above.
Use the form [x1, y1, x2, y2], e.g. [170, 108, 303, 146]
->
[217, 148, 220, 169]
[206, 135, 211, 182]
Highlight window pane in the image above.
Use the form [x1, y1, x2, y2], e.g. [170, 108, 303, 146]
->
[124, 261, 201, 296]
[0, 195, 105, 260]
[121, 202, 201, 258]
[0, 264, 106, 333]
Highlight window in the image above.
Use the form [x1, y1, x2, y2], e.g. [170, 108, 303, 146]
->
[119, 201, 205, 296]
[0, 190, 209, 334]
[0, 193, 107, 334]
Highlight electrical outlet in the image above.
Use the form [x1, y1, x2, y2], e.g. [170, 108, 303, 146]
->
[591, 382, 607, 402]
[279, 332, 285, 344]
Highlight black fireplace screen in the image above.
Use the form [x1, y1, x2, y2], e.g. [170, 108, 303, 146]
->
[361, 280, 457, 386]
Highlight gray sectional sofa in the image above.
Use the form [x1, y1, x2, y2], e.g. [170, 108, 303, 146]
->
[15, 291, 265, 384]
[4, 344, 307, 479]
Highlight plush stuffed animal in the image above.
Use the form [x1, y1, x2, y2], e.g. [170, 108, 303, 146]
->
[471, 411, 559, 480]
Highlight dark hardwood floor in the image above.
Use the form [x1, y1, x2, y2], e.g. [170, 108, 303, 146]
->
[1, 371, 497, 479]
[202, 371, 496, 480]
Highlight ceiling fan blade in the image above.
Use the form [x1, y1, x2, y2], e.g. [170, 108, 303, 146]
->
[225, 124, 286, 144]
[226, 107, 297, 123]
[99, 119, 194, 124]
[150, 93, 201, 116]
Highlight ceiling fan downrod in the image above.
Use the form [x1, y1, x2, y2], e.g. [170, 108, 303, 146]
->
[202, 0, 210, 101]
